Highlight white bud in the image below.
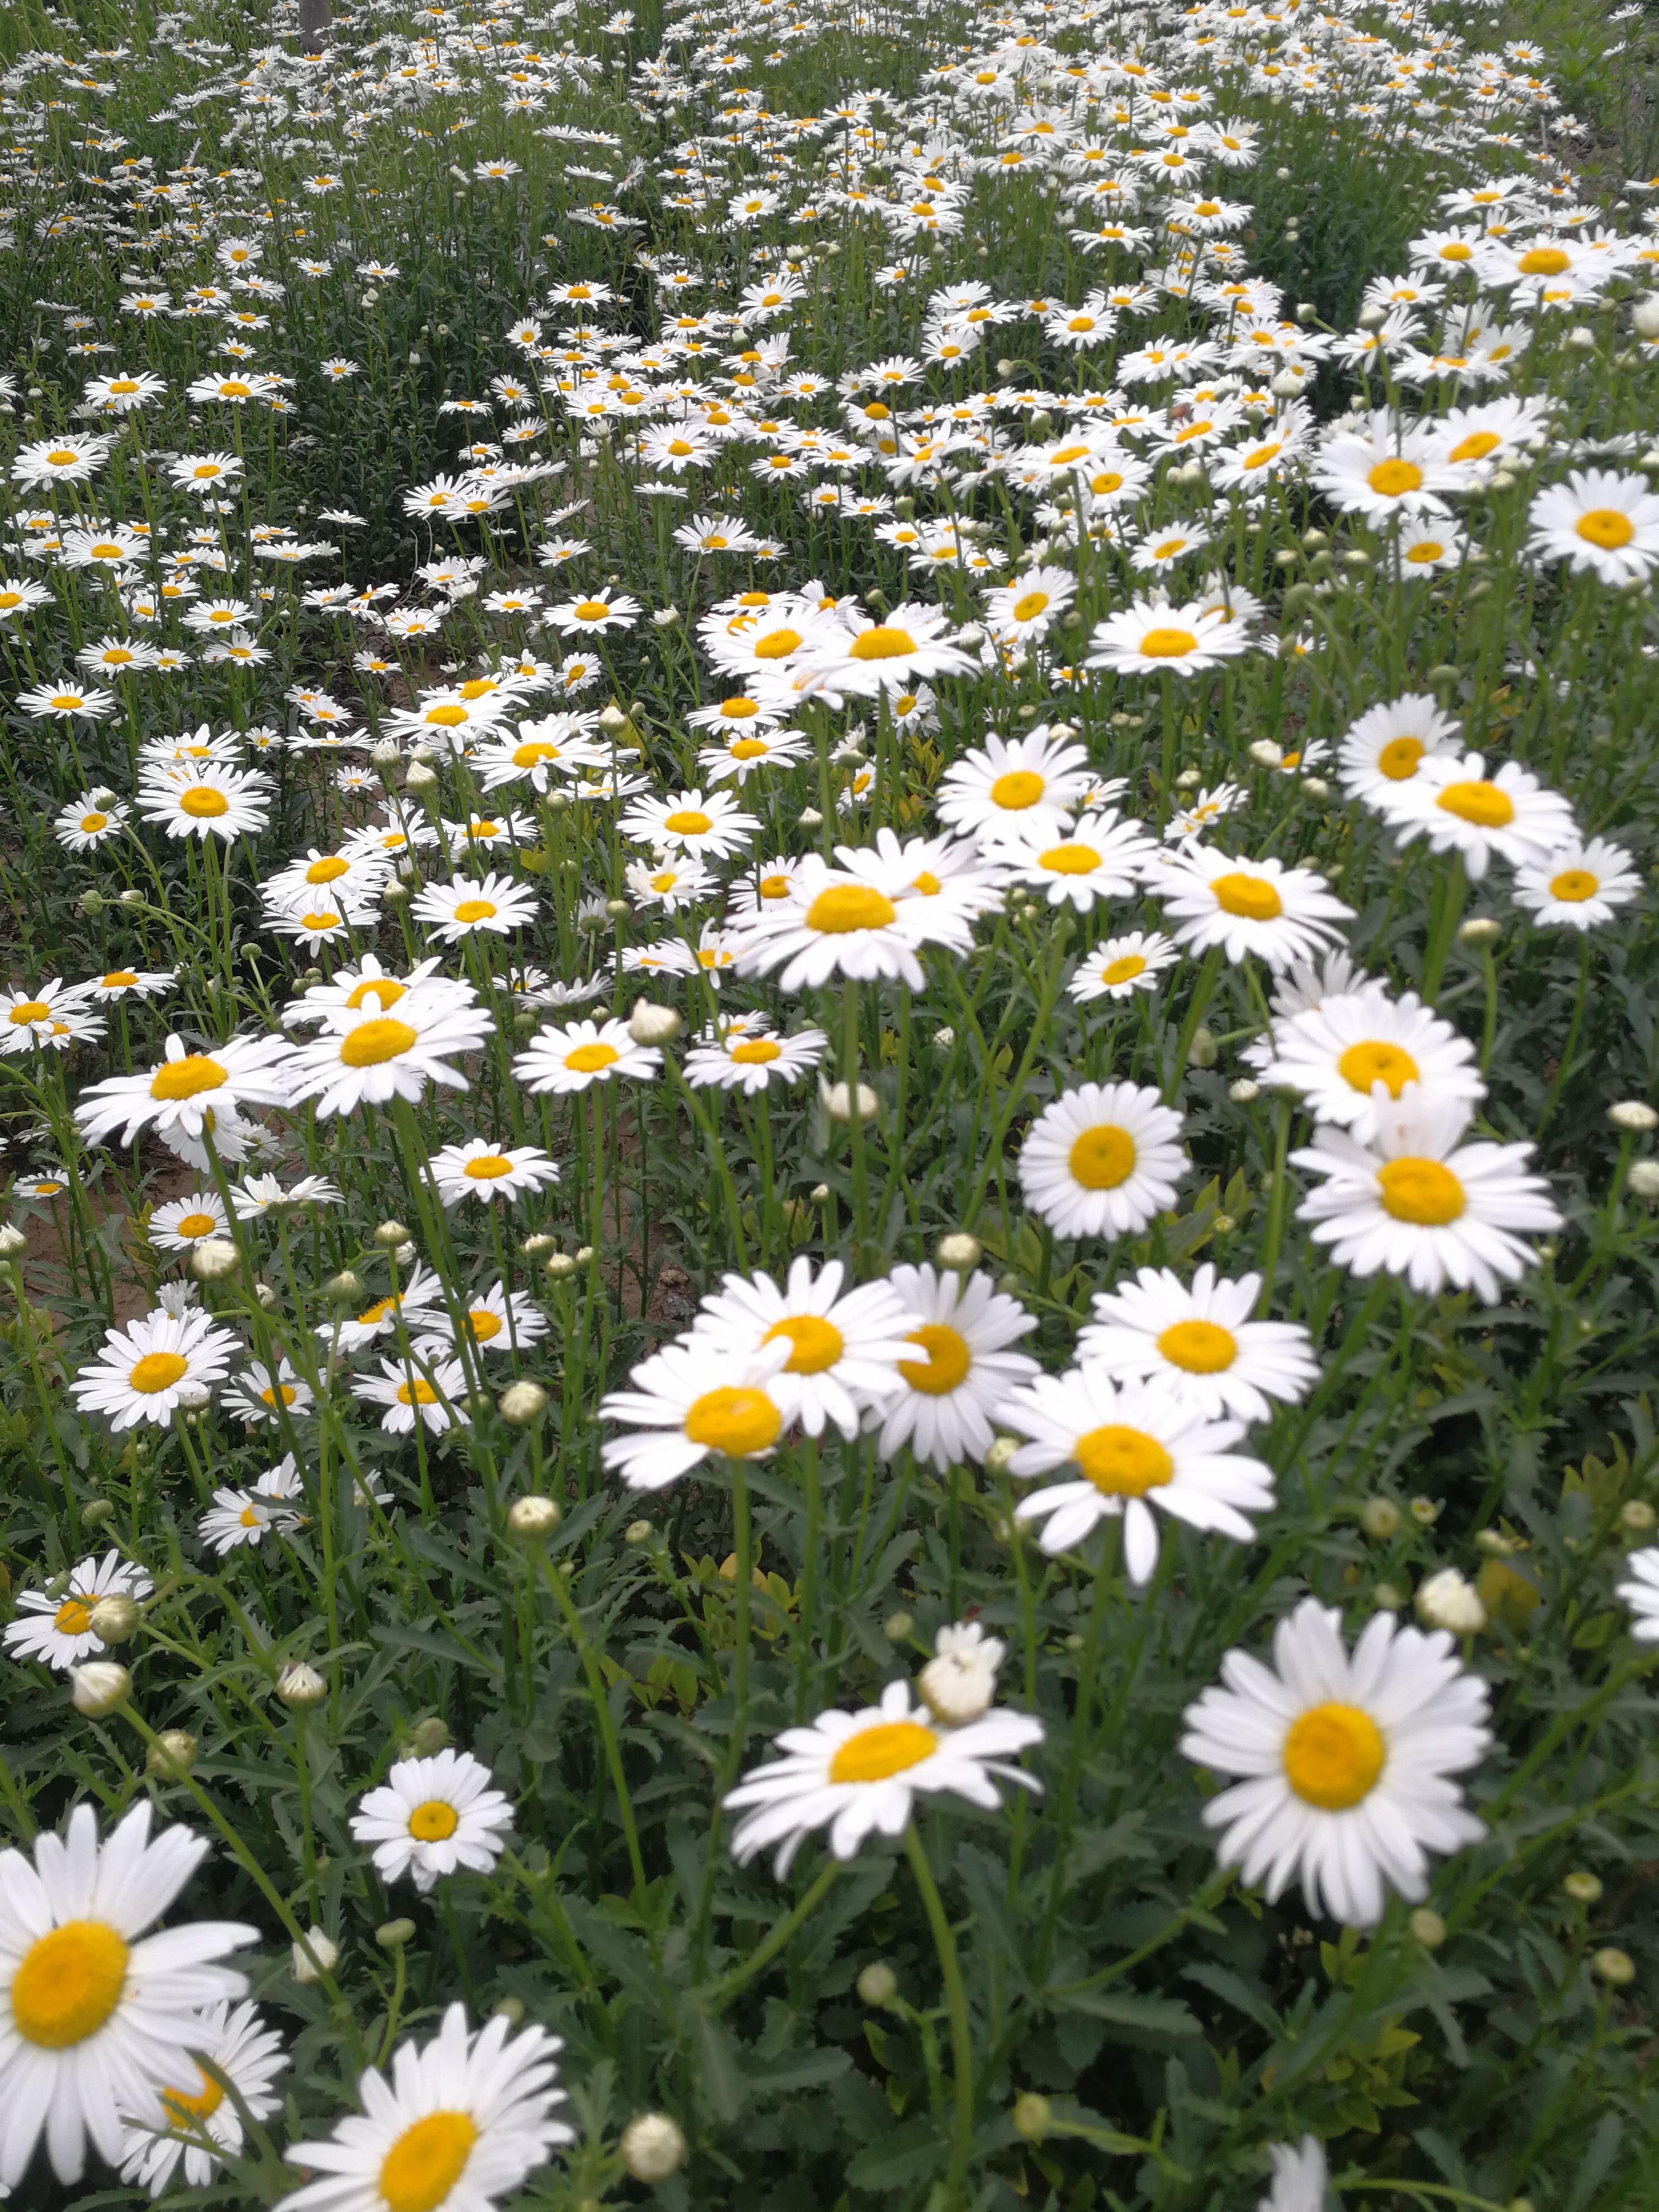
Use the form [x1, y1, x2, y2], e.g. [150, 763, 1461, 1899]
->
[857, 1961, 898, 2007]
[982, 1434, 1018, 1475]
[276, 1660, 328, 1706]
[1248, 739, 1283, 768]
[90, 1592, 139, 1645]
[373, 1218, 410, 1246]
[191, 1237, 240, 1279]
[652, 605, 681, 626]
[291, 1926, 339, 1983]
[71, 1661, 130, 1716]
[1564, 324, 1596, 351]
[935, 1231, 981, 1270]
[1302, 777, 1330, 801]
[404, 760, 438, 792]
[0, 1224, 26, 1259]
[1634, 298, 1659, 340]
[919, 1648, 998, 1725]
[1415, 1567, 1487, 1636]
[798, 806, 823, 827]
[628, 1000, 681, 1045]
[1609, 1100, 1658, 1133]
[932, 1025, 955, 1048]
[1228, 1079, 1260, 1104]
[508, 1493, 561, 1536]
[620, 2113, 687, 2184]
[1628, 1160, 1659, 1200]
[499, 1381, 548, 1425]
[371, 738, 400, 768]
[822, 1079, 878, 1123]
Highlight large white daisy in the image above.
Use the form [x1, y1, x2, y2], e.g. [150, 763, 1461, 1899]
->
[1077, 1264, 1318, 1423]
[350, 1750, 513, 1894]
[1018, 1081, 1185, 1241]
[70, 1307, 239, 1431]
[869, 1264, 1039, 1470]
[1262, 983, 1485, 1142]
[691, 1258, 919, 1441]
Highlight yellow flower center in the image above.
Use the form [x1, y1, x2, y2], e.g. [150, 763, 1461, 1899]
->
[1073, 1422, 1174, 1496]
[1516, 245, 1569, 275]
[130, 1351, 190, 1394]
[1404, 540, 1444, 565]
[398, 1379, 439, 1406]
[11, 1921, 130, 2048]
[683, 1385, 782, 1455]
[1038, 842, 1100, 876]
[1366, 457, 1423, 497]
[804, 883, 898, 934]
[897, 1322, 971, 1395]
[1157, 1319, 1236, 1373]
[1068, 1123, 1137, 1190]
[180, 785, 230, 818]
[467, 1308, 502, 1341]
[988, 769, 1045, 811]
[239, 1504, 262, 1527]
[848, 624, 916, 661]
[175, 1210, 217, 1238]
[192, 463, 222, 479]
[1575, 508, 1634, 551]
[573, 599, 610, 620]
[1338, 1041, 1419, 1099]
[513, 740, 558, 767]
[261, 1383, 297, 1407]
[1435, 779, 1513, 828]
[9, 1000, 50, 1023]
[161, 2070, 225, 2127]
[751, 627, 802, 658]
[463, 1154, 513, 1180]
[409, 1799, 459, 1841]
[54, 1598, 93, 1634]
[663, 809, 714, 836]
[346, 977, 407, 1011]
[341, 1016, 418, 1067]
[730, 1038, 782, 1064]
[218, 380, 251, 398]
[379, 2111, 480, 2212]
[149, 1051, 229, 1108]
[1210, 871, 1283, 920]
[564, 1041, 620, 1073]
[1447, 429, 1501, 463]
[763, 1314, 845, 1374]
[306, 856, 349, 883]
[719, 697, 759, 720]
[1283, 1700, 1385, 1809]
[451, 899, 497, 924]
[729, 737, 771, 761]
[1011, 590, 1050, 622]
[1137, 625, 1198, 658]
[1377, 1156, 1465, 1225]
[828, 1718, 938, 1784]
[1100, 954, 1147, 986]
[1548, 867, 1597, 903]
[46, 448, 80, 466]
[302, 912, 341, 932]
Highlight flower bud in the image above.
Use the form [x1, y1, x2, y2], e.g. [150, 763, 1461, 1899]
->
[1628, 1160, 1659, 1200]
[377, 1917, 416, 1949]
[494, 1995, 525, 2022]
[624, 1518, 653, 1545]
[822, 1078, 878, 1122]
[1188, 1026, 1217, 1069]
[1564, 1870, 1603, 1903]
[798, 806, 824, 827]
[1229, 1079, 1260, 1104]
[508, 1494, 562, 1538]
[619, 2112, 687, 2184]
[90, 1592, 140, 1645]
[574, 1245, 595, 1265]
[374, 1219, 410, 1247]
[191, 1237, 240, 1280]
[919, 1648, 997, 1725]
[81, 1498, 116, 1529]
[1013, 2092, 1051, 2142]
[1372, 1583, 1404, 1612]
[983, 1434, 1019, 1474]
[408, 1716, 448, 1755]
[148, 1729, 198, 1778]
[1593, 1946, 1634, 1986]
[1409, 1907, 1446, 1948]
[71, 1661, 130, 1716]
[1409, 1495, 1440, 1525]
[1621, 1499, 1656, 1533]
[628, 1000, 681, 1046]
[857, 1961, 898, 2007]
[276, 1660, 327, 1706]
[545, 1251, 578, 1279]
[935, 1231, 981, 1270]
[883, 1609, 913, 1642]
[1360, 1497, 1400, 1539]
[1458, 916, 1500, 945]
[324, 1270, 363, 1304]
[811, 1184, 830, 1203]
[498, 1380, 548, 1425]
[932, 1025, 955, 1048]
[1609, 1100, 1658, 1133]
[1248, 739, 1283, 768]
[1415, 1567, 1487, 1636]
[653, 605, 680, 627]
[292, 1927, 338, 1983]
[0, 1224, 26, 1259]
[404, 760, 438, 793]
[1302, 777, 1330, 802]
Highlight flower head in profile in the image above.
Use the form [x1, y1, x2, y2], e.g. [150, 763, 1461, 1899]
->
[274, 2004, 571, 2212]
[75, 1032, 293, 1153]
[1085, 595, 1251, 676]
[1181, 1597, 1491, 1926]
[350, 1750, 513, 1893]
[724, 1679, 1043, 1875]
[0, 1804, 255, 2188]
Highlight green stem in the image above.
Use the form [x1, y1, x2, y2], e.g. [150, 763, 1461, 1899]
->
[535, 1551, 648, 1899]
[904, 1822, 974, 2203]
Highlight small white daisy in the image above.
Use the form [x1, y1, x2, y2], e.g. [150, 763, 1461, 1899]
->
[350, 1749, 514, 1893]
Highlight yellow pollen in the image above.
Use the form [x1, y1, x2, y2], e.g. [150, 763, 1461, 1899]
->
[1516, 245, 1569, 274]
[897, 1322, 971, 1395]
[683, 1385, 782, 1456]
[130, 1351, 189, 1394]
[1241, 440, 1283, 471]
[751, 626, 802, 659]
[1575, 508, 1634, 551]
[11, 1921, 130, 2048]
[1405, 541, 1444, 565]
[1366, 457, 1423, 497]
[306, 856, 349, 883]
[1011, 590, 1050, 622]
[150, 1053, 227, 1100]
[1376, 735, 1425, 781]
[730, 1038, 781, 1064]
[989, 769, 1045, 811]
[9, 1000, 50, 1023]
[175, 1211, 217, 1239]
[1157, 1319, 1236, 1374]
[260, 1383, 297, 1408]
[424, 704, 468, 727]
[239, 1505, 261, 1527]
[45, 448, 80, 466]
[1447, 429, 1501, 463]
[719, 696, 760, 720]
[346, 977, 406, 1010]
[848, 624, 916, 661]
[1089, 469, 1125, 493]
[397, 1379, 439, 1406]
[379, 2111, 480, 2212]
[450, 899, 496, 924]
[663, 809, 714, 835]
[1377, 1156, 1464, 1225]
[805, 884, 897, 933]
[340, 1016, 418, 1067]
[1548, 868, 1597, 903]
[54, 1598, 93, 1634]
[829, 1718, 938, 1784]
[564, 1041, 621, 1073]
[1069, 1123, 1136, 1190]
[1100, 954, 1147, 986]
[1283, 1701, 1385, 1809]
[1435, 779, 1514, 829]
[1138, 625, 1198, 658]
[180, 785, 230, 818]
[161, 2071, 224, 2126]
[513, 740, 557, 766]
[409, 1799, 459, 1841]
[467, 1309, 502, 1341]
[573, 599, 610, 620]
[1339, 1041, 1419, 1098]
[463, 1154, 514, 1180]
[729, 737, 769, 759]
[1210, 871, 1283, 920]
[1039, 843, 1100, 875]
[1073, 1422, 1173, 1496]
[763, 1313, 845, 1374]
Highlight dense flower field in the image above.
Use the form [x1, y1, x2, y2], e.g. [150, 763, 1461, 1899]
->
[2, 0, 1658, 2203]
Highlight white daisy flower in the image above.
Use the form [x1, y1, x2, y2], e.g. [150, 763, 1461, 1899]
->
[1085, 596, 1251, 676]
[1372, 752, 1577, 881]
[1018, 1081, 1186, 1241]
[198, 1455, 305, 1554]
[1159, 848, 1354, 971]
[70, 1306, 239, 1430]
[870, 1263, 1039, 1471]
[429, 1139, 560, 1205]
[691, 1258, 919, 1441]
[409, 873, 541, 943]
[273, 2003, 571, 2212]
[137, 763, 270, 842]
[935, 725, 1095, 850]
[730, 856, 943, 992]
[600, 1338, 792, 1491]
[224, 1359, 316, 1425]
[1527, 467, 1659, 585]
[1512, 838, 1640, 929]
[75, 1031, 293, 1153]
[285, 986, 493, 1117]
[328, 1265, 448, 1354]
[1262, 984, 1485, 1142]
[352, 1355, 471, 1436]
[1069, 932, 1178, 1003]
[0, 1803, 255, 2189]
[1337, 694, 1462, 804]
[513, 1016, 661, 1095]
[118, 2000, 285, 2198]
[1616, 1547, 1659, 1642]
[2, 1550, 153, 1672]
[724, 1679, 1044, 1875]
[1292, 1089, 1561, 1303]
[982, 564, 1076, 642]
[1000, 1367, 1274, 1580]
[1001, 809, 1158, 911]
[918, 1621, 1005, 1725]
[1180, 1597, 1491, 1927]
[1258, 2135, 1330, 2212]
[349, 1749, 514, 1893]
[1078, 1264, 1318, 1422]
[797, 601, 976, 696]
[148, 1191, 230, 1253]
[414, 1280, 549, 1358]
[683, 1025, 828, 1093]
[619, 785, 760, 858]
